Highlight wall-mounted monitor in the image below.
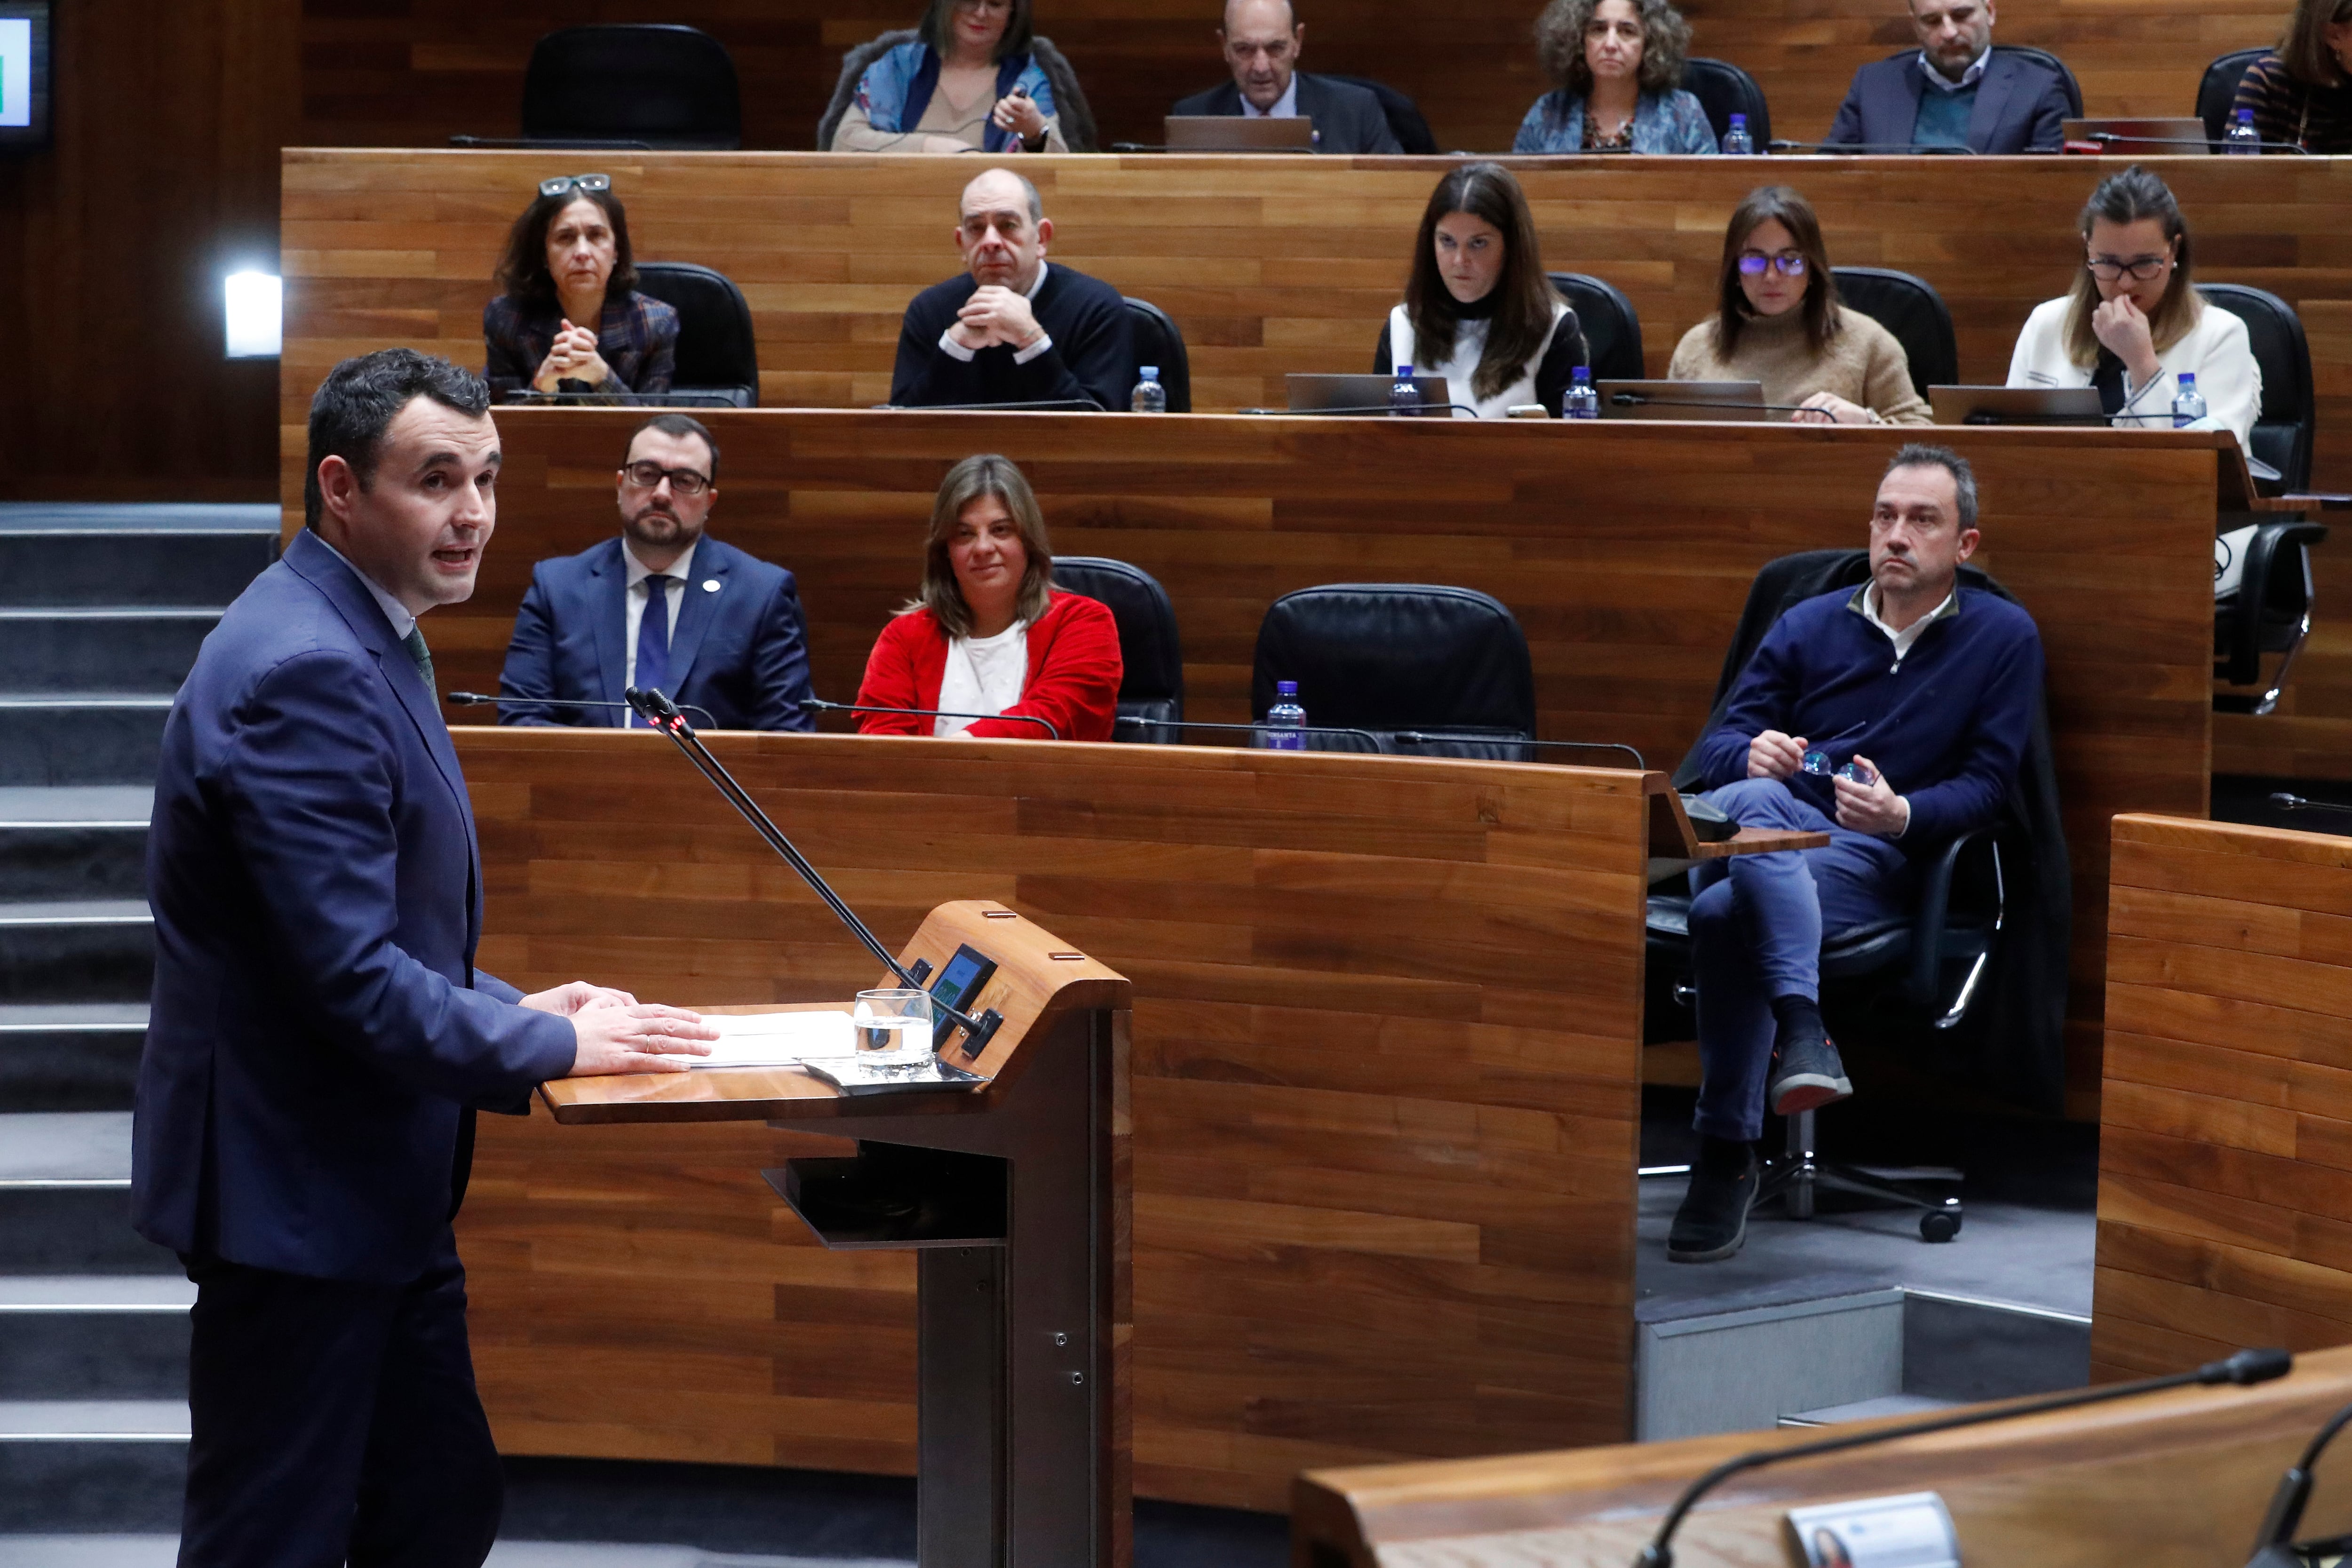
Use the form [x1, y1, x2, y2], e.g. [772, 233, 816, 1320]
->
[0, 2, 53, 153]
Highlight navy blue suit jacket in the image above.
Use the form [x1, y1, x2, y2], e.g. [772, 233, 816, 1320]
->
[134, 529, 577, 1285]
[1825, 50, 2072, 154]
[496, 535, 814, 731]
[1169, 73, 1403, 154]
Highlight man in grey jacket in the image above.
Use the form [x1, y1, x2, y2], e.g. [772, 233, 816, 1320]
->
[1170, 0, 1403, 155]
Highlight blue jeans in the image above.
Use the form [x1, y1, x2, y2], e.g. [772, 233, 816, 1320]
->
[1688, 777, 1911, 1142]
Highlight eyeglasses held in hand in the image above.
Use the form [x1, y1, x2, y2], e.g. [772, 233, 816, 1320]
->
[1802, 750, 1876, 785]
[2084, 254, 2169, 282]
[620, 461, 712, 496]
[1737, 251, 1808, 277]
[539, 172, 612, 199]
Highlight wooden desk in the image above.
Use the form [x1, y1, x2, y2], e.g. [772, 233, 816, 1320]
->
[278, 150, 2352, 488]
[459, 726, 1672, 1507]
[2095, 813, 2352, 1381]
[395, 409, 2218, 1112]
[1292, 1342, 2352, 1567]
[546, 900, 1131, 1568]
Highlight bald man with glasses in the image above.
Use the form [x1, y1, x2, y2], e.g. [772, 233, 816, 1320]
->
[497, 413, 815, 731]
[1170, 0, 1403, 154]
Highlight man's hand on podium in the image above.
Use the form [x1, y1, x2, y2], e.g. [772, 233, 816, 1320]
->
[524, 982, 719, 1076]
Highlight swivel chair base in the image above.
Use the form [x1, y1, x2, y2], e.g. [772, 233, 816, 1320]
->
[1757, 1107, 1963, 1243]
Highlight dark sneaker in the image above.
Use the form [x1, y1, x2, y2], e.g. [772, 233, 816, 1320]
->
[1769, 1026, 1852, 1117]
[1668, 1138, 1758, 1263]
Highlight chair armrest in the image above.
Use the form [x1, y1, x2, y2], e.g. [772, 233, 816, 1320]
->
[2218, 520, 2328, 687]
[1905, 824, 1997, 1011]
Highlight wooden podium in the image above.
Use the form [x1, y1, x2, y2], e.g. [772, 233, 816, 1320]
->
[541, 900, 1133, 1568]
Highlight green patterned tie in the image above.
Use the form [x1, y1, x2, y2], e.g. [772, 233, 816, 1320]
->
[402, 625, 437, 708]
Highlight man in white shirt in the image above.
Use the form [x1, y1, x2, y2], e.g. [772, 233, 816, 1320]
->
[498, 414, 815, 731]
[1169, 0, 1405, 154]
[888, 168, 1135, 412]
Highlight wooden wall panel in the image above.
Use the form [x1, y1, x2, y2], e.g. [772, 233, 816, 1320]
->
[278, 150, 2352, 443]
[289, 0, 2289, 159]
[0, 0, 299, 501]
[453, 727, 1654, 1508]
[347, 410, 2217, 1117]
[2093, 814, 2352, 1382]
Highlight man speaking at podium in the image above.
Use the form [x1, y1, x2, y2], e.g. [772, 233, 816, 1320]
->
[133, 349, 716, 1566]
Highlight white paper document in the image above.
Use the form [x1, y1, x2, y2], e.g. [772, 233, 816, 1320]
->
[693, 1011, 858, 1068]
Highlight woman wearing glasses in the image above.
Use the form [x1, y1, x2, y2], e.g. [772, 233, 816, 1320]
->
[2006, 165, 2260, 446]
[482, 174, 677, 402]
[827, 0, 1086, 154]
[1668, 186, 1932, 426]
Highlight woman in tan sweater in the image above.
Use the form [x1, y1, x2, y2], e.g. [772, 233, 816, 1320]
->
[1668, 186, 1932, 426]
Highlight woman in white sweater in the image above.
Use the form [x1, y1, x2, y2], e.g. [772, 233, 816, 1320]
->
[1373, 163, 1589, 420]
[2006, 164, 2261, 448]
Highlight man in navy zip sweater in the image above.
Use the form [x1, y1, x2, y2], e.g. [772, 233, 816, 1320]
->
[1669, 444, 2044, 1262]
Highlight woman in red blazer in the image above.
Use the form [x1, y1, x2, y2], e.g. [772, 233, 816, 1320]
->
[856, 454, 1122, 742]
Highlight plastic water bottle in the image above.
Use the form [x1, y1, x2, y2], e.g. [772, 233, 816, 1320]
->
[1389, 363, 1421, 417]
[1262, 681, 1307, 750]
[2225, 109, 2262, 154]
[1562, 365, 1599, 420]
[1130, 366, 1167, 414]
[2172, 372, 2207, 429]
[1720, 113, 1754, 155]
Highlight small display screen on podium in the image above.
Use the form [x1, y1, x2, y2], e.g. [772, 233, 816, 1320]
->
[0, 3, 52, 152]
[929, 945, 997, 1055]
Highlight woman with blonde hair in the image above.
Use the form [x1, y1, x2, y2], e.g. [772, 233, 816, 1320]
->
[2006, 165, 2260, 446]
[855, 454, 1122, 741]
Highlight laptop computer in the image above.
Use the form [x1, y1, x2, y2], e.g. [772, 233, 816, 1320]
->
[1286, 373, 1452, 415]
[2062, 117, 2210, 154]
[1928, 386, 2109, 426]
[1164, 115, 1315, 152]
[1594, 380, 1768, 422]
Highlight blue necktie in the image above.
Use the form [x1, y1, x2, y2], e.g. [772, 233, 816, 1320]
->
[634, 575, 673, 726]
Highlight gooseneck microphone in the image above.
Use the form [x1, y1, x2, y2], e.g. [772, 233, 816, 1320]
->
[622, 686, 1003, 1054]
[804, 697, 1059, 740]
[2248, 1398, 2352, 1564]
[2081, 130, 2311, 154]
[2272, 793, 2352, 819]
[1608, 392, 1821, 417]
[1634, 1346, 2293, 1567]
[446, 692, 722, 729]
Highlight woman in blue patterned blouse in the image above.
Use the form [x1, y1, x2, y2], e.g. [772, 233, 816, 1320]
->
[1513, 0, 1718, 155]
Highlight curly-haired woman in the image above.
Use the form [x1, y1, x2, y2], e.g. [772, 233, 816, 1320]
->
[1512, 0, 1716, 154]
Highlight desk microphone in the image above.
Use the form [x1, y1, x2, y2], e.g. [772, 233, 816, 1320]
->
[1766, 139, 1976, 154]
[1235, 403, 1485, 417]
[2248, 1398, 2352, 1565]
[1633, 1346, 2292, 1567]
[804, 697, 1059, 740]
[879, 398, 1107, 414]
[2078, 131, 2311, 154]
[1608, 391, 1820, 416]
[447, 691, 722, 730]
[621, 686, 1003, 1053]
[2271, 792, 2352, 818]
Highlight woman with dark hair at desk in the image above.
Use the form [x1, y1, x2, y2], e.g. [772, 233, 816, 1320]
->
[1668, 185, 1932, 426]
[1373, 163, 1589, 420]
[2006, 165, 2259, 447]
[1513, 0, 1716, 154]
[482, 174, 677, 401]
[830, 0, 1074, 153]
[2231, 0, 2352, 154]
[856, 455, 1121, 742]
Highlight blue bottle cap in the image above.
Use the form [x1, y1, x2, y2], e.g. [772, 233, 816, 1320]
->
[1397, 365, 1412, 376]
[1277, 680, 1298, 696]
[1141, 366, 1159, 378]
[2178, 372, 2195, 385]
[1573, 366, 1591, 379]
[1730, 113, 1747, 126]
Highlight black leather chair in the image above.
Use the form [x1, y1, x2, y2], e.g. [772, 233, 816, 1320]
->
[1249, 585, 1536, 758]
[633, 262, 760, 408]
[1832, 267, 1958, 398]
[2199, 282, 2315, 492]
[1681, 58, 1771, 146]
[521, 25, 742, 150]
[1050, 558, 1184, 741]
[1124, 299, 1192, 414]
[2198, 47, 2270, 144]
[1992, 44, 2083, 117]
[1319, 74, 1439, 154]
[1549, 273, 1646, 382]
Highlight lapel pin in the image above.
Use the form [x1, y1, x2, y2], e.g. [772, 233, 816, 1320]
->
[702, 579, 720, 593]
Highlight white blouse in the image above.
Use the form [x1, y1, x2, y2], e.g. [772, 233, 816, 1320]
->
[2005, 294, 2262, 450]
[934, 621, 1028, 737]
[1387, 301, 1571, 421]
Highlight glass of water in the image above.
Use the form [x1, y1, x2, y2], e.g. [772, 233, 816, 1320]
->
[853, 989, 935, 1078]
